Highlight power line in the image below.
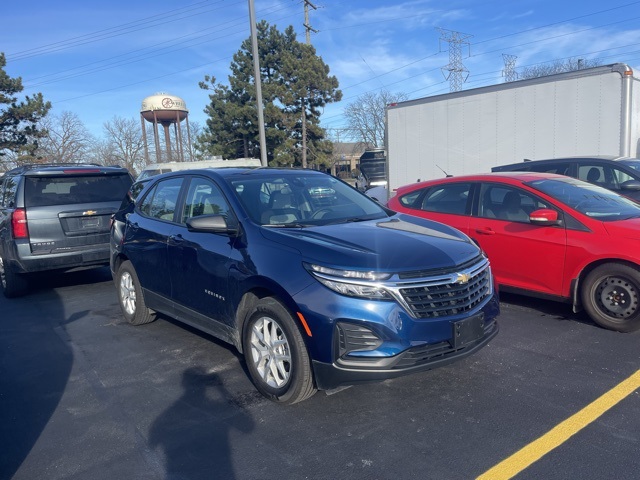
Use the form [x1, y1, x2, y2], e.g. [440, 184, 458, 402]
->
[8, 0, 238, 61]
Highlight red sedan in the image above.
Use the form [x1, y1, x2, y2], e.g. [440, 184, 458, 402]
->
[388, 172, 640, 332]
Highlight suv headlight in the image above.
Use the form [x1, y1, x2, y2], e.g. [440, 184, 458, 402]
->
[304, 263, 393, 300]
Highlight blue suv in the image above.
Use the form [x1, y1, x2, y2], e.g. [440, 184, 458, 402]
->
[110, 168, 499, 404]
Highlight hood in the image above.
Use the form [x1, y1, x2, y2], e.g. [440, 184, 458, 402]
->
[603, 217, 640, 240]
[259, 214, 481, 272]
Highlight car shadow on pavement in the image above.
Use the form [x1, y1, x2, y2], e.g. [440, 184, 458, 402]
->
[0, 289, 72, 479]
[27, 266, 114, 293]
[148, 366, 255, 479]
[499, 291, 596, 328]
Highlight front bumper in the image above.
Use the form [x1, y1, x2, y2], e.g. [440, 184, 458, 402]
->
[312, 316, 498, 390]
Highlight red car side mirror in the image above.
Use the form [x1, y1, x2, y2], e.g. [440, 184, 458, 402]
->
[529, 208, 560, 226]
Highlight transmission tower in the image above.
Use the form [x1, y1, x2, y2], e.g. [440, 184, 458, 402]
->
[438, 28, 472, 92]
[502, 54, 518, 82]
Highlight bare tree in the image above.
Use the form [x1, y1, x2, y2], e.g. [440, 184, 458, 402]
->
[186, 121, 206, 161]
[88, 138, 118, 167]
[36, 111, 93, 163]
[103, 116, 146, 175]
[520, 58, 602, 79]
[343, 90, 408, 148]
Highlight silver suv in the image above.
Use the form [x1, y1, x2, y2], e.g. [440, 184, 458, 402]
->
[0, 163, 133, 297]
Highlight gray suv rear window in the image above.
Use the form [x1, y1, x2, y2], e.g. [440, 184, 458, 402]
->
[25, 174, 132, 207]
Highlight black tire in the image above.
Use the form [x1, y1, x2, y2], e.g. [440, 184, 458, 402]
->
[115, 260, 156, 326]
[581, 263, 640, 332]
[0, 256, 28, 298]
[242, 297, 316, 404]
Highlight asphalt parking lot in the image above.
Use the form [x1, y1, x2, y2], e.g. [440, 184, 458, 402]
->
[1, 267, 639, 480]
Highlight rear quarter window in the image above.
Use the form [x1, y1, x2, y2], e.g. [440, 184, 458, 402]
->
[1, 176, 18, 208]
[398, 190, 422, 208]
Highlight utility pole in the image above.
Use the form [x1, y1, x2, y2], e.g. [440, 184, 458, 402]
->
[438, 28, 472, 92]
[301, 0, 317, 168]
[502, 54, 518, 83]
[248, 0, 268, 166]
[303, 0, 318, 45]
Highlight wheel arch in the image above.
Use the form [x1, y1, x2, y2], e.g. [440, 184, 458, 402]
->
[111, 252, 129, 277]
[234, 284, 306, 354]
[571, 258, 640, 312]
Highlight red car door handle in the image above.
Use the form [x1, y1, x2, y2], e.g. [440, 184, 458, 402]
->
[475, 227, 495, 235]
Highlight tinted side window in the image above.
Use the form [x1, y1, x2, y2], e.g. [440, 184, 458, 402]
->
[479, 184, 552, 222]
[2, 176, 18, 208]
[138, 177, 184, 221]
[181, 178, 230, 224]
[577, 164, 621, 190]
[579, 165, 637, 191]
[398, 190, 422, 208]
[610, 168, 636, 186]
[420, 183, 471, 215]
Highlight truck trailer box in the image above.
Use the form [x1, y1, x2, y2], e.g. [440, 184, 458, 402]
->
[386, 63, 640, 192]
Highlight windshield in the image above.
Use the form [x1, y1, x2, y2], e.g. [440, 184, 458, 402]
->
[618, 159, 640, 173]
[528, 177, 640, 221]
[227, 172, 389, 226]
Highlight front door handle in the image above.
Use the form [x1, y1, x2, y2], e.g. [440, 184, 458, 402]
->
[475, 227, 496, 235]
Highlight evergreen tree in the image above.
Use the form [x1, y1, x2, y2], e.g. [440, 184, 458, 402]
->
[198, 22, 341, 167]
[0, 53, 51, 165]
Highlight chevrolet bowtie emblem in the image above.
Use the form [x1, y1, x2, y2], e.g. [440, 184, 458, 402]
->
[455, 273, 471, 284]
[83, 210, 97, 216]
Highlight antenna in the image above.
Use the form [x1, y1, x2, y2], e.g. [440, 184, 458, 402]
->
[436, 165, 452, 177]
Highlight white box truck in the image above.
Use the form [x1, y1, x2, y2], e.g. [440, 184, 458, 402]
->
[385, 63, 640, 192]
[137, 157, 262, 180]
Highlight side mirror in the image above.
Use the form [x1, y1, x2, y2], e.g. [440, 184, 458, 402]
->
[529, 208, 560, 226]
[620, 180, 640, 191]
[186, 214, 238, 235]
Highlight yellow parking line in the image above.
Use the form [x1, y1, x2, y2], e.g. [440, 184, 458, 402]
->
[477, 369, 640, 480]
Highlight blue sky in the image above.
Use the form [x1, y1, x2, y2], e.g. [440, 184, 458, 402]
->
[3, 0, 640, 141]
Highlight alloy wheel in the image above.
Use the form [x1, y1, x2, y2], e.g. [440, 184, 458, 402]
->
[119, 271, 136, 316]
[249, 316, 292, 388]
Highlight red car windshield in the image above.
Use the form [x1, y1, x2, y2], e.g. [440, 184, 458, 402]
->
[528, 177, 640, 221]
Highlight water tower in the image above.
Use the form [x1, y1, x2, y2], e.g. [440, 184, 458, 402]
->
[140, 92, 192, 163]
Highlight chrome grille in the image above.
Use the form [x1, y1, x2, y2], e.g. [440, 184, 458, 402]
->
[377, 258, 491, 319]
[399, 267, 490, 318]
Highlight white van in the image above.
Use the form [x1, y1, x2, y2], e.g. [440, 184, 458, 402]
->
[137, 158, 262, 180]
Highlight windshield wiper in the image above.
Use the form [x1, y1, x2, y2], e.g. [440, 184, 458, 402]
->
[317, 217, 371, 226]
[263, 222, 312, 228]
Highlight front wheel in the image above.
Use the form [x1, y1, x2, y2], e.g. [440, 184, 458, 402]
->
[0, 256, 28, 298]
[115, 260, 156, 326]
[242, 297, 316, 404]
[581, 263, 640, 332]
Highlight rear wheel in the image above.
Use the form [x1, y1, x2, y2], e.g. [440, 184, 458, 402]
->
[581, 263, 640, 332]
[242, 297, 316, 404]
[0, 256, 28, 298]
[115, 260, 156, 325]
